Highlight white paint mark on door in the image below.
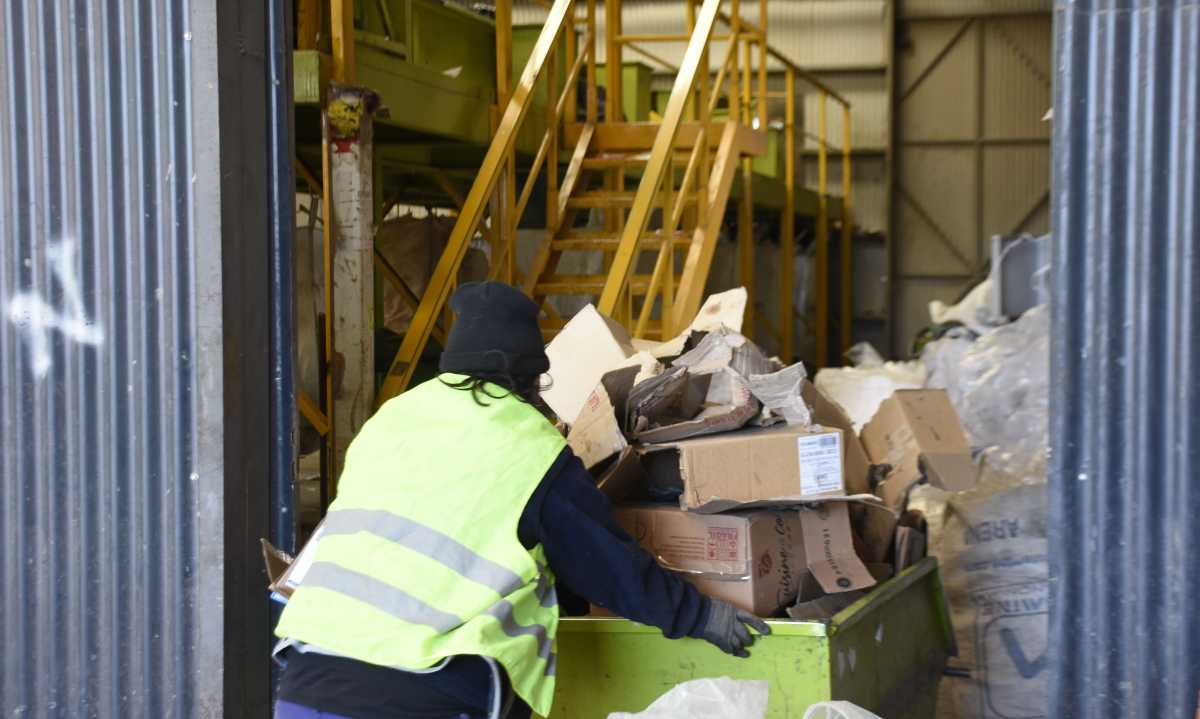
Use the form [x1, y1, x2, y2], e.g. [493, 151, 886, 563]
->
[6, 239, 104, 378]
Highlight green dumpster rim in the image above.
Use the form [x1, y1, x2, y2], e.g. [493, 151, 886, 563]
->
[558, 557, 947, 641]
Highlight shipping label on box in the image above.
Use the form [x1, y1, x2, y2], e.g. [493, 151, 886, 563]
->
[797, 432, 843, 496]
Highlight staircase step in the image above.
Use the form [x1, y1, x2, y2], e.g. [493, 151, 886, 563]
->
[535, 274, 655, 295]
[565, 191, 637, 208]
[565, 191, 699, 209]
[551, 231, 692, 252]
[580, 151, 693, 170]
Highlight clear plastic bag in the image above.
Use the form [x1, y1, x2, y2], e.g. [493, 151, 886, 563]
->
[802, 701, 883, 719]
[607, 677, 769, 719]
[921, 305, 1050, 478]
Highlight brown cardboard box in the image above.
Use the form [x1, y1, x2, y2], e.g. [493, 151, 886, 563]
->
[859, 389, 976, 563]
[613, 504, 806, 615]
[860, 389, 977, 507]
[643, 424, 847, 513]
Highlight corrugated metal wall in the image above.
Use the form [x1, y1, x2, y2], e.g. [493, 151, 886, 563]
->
[0, 0, 222, 715]
[1049, 1, 1200, 717]
[0, 0, 284, 716]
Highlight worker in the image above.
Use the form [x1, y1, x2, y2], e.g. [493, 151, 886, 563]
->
[272, 282, 770, 719]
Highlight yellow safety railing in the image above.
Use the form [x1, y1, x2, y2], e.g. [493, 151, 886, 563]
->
[597, 0, 758, 335]
[376, 0, 589, 404]
[763, 47, 854, 366]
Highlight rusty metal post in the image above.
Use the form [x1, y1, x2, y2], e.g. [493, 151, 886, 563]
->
[327, 85, 378, 480]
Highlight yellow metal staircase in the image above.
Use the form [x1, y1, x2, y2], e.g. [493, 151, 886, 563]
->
[376, 0, 812, 404]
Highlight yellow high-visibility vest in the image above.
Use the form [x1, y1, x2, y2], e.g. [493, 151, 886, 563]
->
[275, 375, 567, 715]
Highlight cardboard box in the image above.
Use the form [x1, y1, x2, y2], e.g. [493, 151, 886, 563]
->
[643, 424, 848, 513]
[613, 504, 806, 616]
[860, 389, 977, 508]
[859, 389, 975, 563]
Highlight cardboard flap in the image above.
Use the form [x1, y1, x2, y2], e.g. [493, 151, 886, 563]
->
[921, 452, 978, 491]
[261, 539, 292, 586]
[798, 503, 877, 594]
[543, 305, 638, 425]
[594, 447, 647, 503]
[567, 380, 628, 468]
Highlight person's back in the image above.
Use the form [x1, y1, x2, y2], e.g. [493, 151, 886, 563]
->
[273, 282, 769, 719]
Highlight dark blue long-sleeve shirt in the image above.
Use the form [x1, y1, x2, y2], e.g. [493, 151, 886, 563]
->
[278, 447, 711, 719]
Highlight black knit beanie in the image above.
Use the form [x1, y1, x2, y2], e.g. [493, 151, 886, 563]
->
[438, 281, 550, 377]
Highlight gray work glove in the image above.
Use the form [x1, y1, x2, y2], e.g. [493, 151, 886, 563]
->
[699, 599, 772, 657]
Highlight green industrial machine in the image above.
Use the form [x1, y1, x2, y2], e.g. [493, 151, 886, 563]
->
[550, 558, 952, 718]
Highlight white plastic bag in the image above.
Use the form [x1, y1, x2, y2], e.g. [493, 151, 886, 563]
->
[606, 677, 769, 719]
[803, 701, 883, 719]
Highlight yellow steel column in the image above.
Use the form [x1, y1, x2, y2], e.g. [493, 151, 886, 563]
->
[586, 0, 598, 123]
[297, 0, 321, 50]
[738, 23, 754, 338]
[840, 104, 854, 354]
[331, 0, 356, 83]
[757, 0, 767, 131]
[606, 0, 622, 123]
[780, 66, 796, 362]
[816, 92, 829, 367]
[496, 0, 515, 283]
[546, 38, 560, 271]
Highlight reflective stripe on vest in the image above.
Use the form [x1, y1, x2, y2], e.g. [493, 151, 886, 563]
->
[274, 376, 567, 715]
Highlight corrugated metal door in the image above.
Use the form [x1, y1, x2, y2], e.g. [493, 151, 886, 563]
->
[0, 0, 290, 716]
[891, 8, 1051, 354]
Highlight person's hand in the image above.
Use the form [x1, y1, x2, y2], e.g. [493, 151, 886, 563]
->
[699, 599, 772, 657]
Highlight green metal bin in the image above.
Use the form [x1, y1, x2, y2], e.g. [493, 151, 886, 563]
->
[548, 558, 953, 718]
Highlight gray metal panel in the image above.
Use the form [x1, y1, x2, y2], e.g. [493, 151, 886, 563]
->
[0, 0, 214, 716]
[1049, 1, 1200, 717]
[892, 11, 1051, 354]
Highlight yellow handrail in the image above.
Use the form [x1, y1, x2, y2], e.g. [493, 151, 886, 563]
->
[377, 0, 579, 404]
[596, 0, 723, 316]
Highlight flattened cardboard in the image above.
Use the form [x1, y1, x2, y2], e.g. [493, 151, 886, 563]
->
[787, 563, 893, 620]
[613, 504, 806, 615]
[797, 502, 877, 594]
[673, 327, 776, 378]
[633, 368, 759, 444]
[567, 380, 627, 468]
[860, 389, 977, 507]
[643, 424, 848, 513]
[543, 305, 637, 425]
[566, 360, 662, 469]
